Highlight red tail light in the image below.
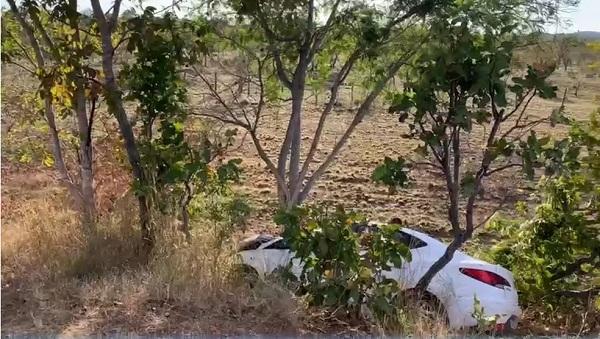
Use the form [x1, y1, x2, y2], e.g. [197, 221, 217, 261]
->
[460, 268, 510, 288]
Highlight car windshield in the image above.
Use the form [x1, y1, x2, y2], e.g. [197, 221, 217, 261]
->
[264, 238, 290, 249]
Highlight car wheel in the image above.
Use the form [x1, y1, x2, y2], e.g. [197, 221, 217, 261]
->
[490, 315, 519, 336]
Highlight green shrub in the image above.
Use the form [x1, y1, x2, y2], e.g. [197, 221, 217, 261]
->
[275, 205, 411, 320]
[485, 110, 600, 316]
[485, 175, 599, 311]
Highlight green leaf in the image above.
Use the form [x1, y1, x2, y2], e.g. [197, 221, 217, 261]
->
[371, 157, 410, 193]
[318, 238, 329, 257]
[388, 92, 415, 114]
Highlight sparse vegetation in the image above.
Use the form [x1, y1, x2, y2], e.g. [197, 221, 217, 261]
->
[1, 0, 599, 336]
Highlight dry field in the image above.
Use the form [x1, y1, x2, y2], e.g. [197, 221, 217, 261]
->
[2, 62, 599, 335]
[204, 69, 600, 238]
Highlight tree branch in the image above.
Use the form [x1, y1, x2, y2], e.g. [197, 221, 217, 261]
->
[484, 163, 523, 176]
[550, 253, 599, 282]
[110, 0, 122, 30]
[26, 4, 61, 61]
[5, 60, 36, 74]
[292, 49, 361, 198]
[409, 160, 443, 170]
[554, 287, 600, 299]
[4, 30, 37, 68]
[306, 0, 342, 62]
[191, 64, 249, 127]
[190, 110, 249, 128]
[6, 0, 45, 66]
[298, 57, 406, 202]
[502, 88, 534, 122]
[254, 10, 292, 88]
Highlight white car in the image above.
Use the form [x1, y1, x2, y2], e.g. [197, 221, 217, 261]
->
[238, 225, 521, 331]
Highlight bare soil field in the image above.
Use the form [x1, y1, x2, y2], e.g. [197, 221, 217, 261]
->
[201, 70, 600, 239]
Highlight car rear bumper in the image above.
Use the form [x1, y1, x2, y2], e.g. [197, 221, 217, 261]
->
[446, 295, 521, 329]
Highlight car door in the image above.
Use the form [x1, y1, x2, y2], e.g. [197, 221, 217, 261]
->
[262, 239, 296, 274]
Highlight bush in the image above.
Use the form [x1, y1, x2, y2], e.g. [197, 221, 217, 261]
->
[485, 112, 600, 318]
[275, 205, 411, 321]
[483, 176, 599, 335]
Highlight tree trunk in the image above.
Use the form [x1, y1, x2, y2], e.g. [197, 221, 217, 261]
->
[415, 234, 464, 290]
[91, 0, 153, 253]
[43, 94, 84, 202]
[103, 60, 153, 253]
[276, 62, 307, 210]
[74, 78, 96, 230]
[69, 0, 97, 231]
[138, 195, 153, 253]
[179, 180, 193, 242]
[296, 59, 405, 204]
[416, 127, 464, 291]
[287, 84, 305, 207]
[7, 0, 94, 226]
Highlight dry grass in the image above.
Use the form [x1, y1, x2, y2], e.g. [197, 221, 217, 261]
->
[0, 171, 455, 336]
[1, 180, 303, 335]
[365, 289, 452, 337]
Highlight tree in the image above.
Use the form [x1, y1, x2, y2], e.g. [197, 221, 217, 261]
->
[121, 8, 242, 241]
[193, 0, 449, 209]
[561, 38, 600, 97]
[88, 0, 158, 250]
[554, 35, 578, 71]
[378, 0, 572, 290]
[276, 205, 411, 321]
[87, 1, 242, 251]
[2, 0, 99, 230]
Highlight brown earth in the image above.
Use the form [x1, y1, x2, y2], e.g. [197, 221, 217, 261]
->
[193, 70, 600, 240]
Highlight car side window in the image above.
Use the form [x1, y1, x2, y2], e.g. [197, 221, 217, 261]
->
[394, 231, 427, 249]
[264, 239, 290, 250]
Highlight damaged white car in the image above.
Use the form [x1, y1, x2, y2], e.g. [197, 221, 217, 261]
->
[238, 225, 521, 331]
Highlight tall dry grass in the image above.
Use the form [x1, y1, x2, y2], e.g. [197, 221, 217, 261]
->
[1, 187, 302, 335]
[373, 290, 450, 337]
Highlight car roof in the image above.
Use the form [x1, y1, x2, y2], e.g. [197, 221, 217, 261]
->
[401, 227, 485, 262]
[239, 226, 448, 253]
[364, 222, 445, 245]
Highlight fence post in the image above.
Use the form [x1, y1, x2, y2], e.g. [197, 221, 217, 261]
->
[214, 72, 218, 91]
